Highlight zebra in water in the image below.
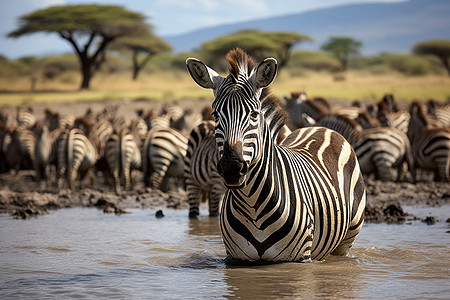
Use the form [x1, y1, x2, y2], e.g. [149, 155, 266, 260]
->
[184, 119, 292, 218]
[408, 102, 450, 182]
[184, 120, 226, 217]
[142, 127, 188, 190]
[57, 128, 97, 190]
[105, 129, 142, 194]
[317, 114, 414, 182]
[186, 48, 366, 264]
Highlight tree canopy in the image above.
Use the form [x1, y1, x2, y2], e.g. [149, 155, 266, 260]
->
[413, 40, 450, 76]
[8, 5, 153, 89]
[321, 37, 362, 71]
[201, 29, 313, 70]
[110, 35, 172, 80]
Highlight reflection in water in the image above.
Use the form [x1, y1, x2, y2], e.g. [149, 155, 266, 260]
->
[223, 256, 366, 299]
[0, 205, 449, 299]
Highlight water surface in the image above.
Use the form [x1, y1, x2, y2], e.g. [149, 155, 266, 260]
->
[1, 204, 449, 299]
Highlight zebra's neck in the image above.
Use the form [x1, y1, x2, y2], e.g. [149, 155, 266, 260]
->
[227, 125, 286, 221]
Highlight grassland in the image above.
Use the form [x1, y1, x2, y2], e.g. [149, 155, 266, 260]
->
[0, 70, 449, 106]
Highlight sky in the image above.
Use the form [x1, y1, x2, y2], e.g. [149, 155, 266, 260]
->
[0, 0, 406, 59]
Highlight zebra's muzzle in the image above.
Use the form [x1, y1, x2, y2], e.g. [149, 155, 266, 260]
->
[217, 159, 248, 187]
[217, 141, 248, 187]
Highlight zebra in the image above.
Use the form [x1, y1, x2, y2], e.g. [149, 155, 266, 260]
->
[5, 125, 36, 173]
[184, 120, 292, 218]
[283, 94, 328, 128]
[142, 127, 188, 190]
[426, 99, 450, 128]
[105, 129, 142, 194]
[317, 114, 414, 182]
[0, 122, 12, 173]
[377, 101, 410, 133]
[184, 120, 226, 217]
[34, 123, 63, 185]
[407, 102, 450, 182]
[16, 106, 36, 129]
[44, 108, 75, 130]
[186, 48, 366, 264]
[57, 128, 97, 190]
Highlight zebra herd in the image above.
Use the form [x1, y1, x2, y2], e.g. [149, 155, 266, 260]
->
[0, 102, 205, 196]
[1, 48, 449, 264]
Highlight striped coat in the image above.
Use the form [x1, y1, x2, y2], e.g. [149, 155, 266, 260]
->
[184, 120, 225, 217]
[105, 129, 142, 194]
[408, 102, 450, 182]
[142, 127, 188, 190]
[186, 48, 365, 263]
[57, 128, 97, 190]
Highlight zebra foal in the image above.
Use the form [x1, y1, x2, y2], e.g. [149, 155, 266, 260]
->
[186, 48, 366, 264]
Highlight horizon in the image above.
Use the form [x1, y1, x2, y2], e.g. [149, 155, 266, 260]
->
[0, 0, 410, 60]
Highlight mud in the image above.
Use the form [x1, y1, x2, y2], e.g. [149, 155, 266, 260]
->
[1, 169, 448, 222]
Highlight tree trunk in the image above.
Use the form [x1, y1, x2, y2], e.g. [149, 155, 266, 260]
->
[132, 51, 153, 81]
[132, 52, 140, 81]
[80, 59, 92, 90]
[439, 56, 450, 77]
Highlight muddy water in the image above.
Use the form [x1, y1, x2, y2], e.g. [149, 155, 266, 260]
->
[1, 205, 449, 299]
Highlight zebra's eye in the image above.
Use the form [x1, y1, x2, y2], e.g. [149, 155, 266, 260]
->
[250, 111, 259, 120]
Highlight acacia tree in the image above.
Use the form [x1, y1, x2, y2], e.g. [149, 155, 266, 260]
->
[413, 40, 450, 76]
[201, 29, 313, 70]
[321, 37, 362, 71]
[8, 5, 151, 89]
[110, 35, 172, 80]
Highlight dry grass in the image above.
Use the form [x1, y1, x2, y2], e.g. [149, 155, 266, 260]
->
[0, 70, 449, 105]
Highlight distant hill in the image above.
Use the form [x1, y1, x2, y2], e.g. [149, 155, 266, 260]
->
[163, 0, 450, 55]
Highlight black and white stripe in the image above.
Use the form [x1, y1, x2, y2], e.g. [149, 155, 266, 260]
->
[408, 102, 450, 182]
[57, 128, 97, 190]
[318, 114, 414, 181]
[16, 106, 36, 129]
[105, 129, 142, 194]
[34, 124, 63, 185]
[184, 120, 225, 217]
[186, 48, 365, 263]
[142, 127, 188, 190]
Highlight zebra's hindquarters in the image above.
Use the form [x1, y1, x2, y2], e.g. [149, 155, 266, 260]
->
[143, 127, 188, 190]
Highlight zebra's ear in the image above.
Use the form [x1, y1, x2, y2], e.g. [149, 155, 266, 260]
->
[186, 58, 223, 89]
[253, 58, 277, 89]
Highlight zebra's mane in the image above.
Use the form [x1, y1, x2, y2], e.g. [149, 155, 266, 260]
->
[225, 48, 288, 140]
[226, 48, 257, 81]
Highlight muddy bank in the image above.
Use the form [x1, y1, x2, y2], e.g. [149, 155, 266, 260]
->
[0, 170, 188, 219]
[0, 170, 448, 223]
